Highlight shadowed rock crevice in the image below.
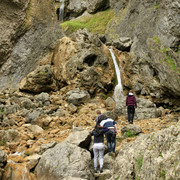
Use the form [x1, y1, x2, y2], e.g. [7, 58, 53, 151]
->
[83, 54, 97, 66]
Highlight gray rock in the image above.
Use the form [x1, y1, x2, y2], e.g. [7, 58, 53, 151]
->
[19, 65, 58, 94]
[68, 0, 87, 17]
[68, 103, 78, 113]
[113, 125, 180, 180]
[26, 110, 41, 124]
[35, 142, 93, 180]
[0, 129, 21, 143]
[66, 88, 90, 106]
[134, 82, 143, 94]
[2, 117, 16, 127]
[64, 129, 91, 149]
[104, 111, 118, 121]
[35, 92, 50, 107]
[20, 97, 35, 110]
[112, 37, 133, 51]
[4, 104, 19, 115]
[0, 149, 7, 179]
[38, 141, 57, 155]
[121, 124, 142, 137]
[0, 149, 7, 167]
[87, 0, 110, 13]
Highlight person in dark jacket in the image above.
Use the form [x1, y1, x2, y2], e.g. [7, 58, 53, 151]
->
[126, 91, 137, 124]
[100, 116, 117, 154]
[91, 123, 108, 173]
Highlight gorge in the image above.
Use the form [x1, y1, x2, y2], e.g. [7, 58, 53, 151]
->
[0, 0, 179, 179]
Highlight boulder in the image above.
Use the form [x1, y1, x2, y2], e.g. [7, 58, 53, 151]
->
[112, 37, 133, 51]
[113, 124, 180, 180]
[20, 97, 35, 110]
[35, 142, 93, 180]
[87, 0, 110, 13]
[64, 129, 91, 149]
[0, 129, 21, 144]
[37, 141, 57, 155]
[0, 149, 6, 179]
[67, 0, 87, 17]
[19, 65, 57, 94]
[35, 92, 50, 107]
[52, 29, 114, 94]
[104, 111, 118, 121]
[26, 110, 41, 124]
[26, 125, 44, 136]
[66, 88, 90, 106]
[121, 124, 142, 137]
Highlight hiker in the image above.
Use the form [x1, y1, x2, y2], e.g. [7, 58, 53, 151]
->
[95, 110, 102, 123]
[91, 122, 108, 173]
[126, 90, 137, 124]
[100, 116, 117, 154]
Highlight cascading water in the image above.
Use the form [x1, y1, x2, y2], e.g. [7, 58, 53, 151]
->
[59, 0, 65, 22]
[109, 48, 124, 102]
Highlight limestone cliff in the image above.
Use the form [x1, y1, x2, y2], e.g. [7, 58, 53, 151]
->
[0, 0, 63, 89]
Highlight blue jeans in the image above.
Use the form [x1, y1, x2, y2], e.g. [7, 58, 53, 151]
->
[105, 130, 116, 153]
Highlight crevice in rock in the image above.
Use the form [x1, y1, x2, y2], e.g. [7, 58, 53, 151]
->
[83, 54, 97, 66]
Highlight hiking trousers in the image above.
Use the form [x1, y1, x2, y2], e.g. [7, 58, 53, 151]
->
[127, 105, 135, 123]
[93, 143, 104, 169]
[105, 130, 116, 153]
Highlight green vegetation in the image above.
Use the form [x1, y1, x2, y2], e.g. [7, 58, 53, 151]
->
[160, 170, 166, 180]
[160, 47, 180, 73]
[116, 137, 122, 142]
[136, 155, 143, 170]
[61, 9, 115, 35]
[155, 4, 159, 9]
[153, 36, 161, 45]
[0, 109, 6, 115]
[124, 130, 136, 138]
[0, 140, 6, 146]
[153, 36, 180, 73]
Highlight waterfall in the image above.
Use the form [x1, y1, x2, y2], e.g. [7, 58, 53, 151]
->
[109, 48, 124, 102]
[59, 1, 65, 22]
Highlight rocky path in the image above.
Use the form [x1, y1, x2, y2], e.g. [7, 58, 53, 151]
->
[0, 89, 179, 179]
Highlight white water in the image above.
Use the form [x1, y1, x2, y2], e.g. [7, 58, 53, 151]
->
[59, 1, 65, 22]
[109, 48, 124, 101]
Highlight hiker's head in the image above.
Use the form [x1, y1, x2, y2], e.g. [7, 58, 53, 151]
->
[128, 90, 133, 96]
[96, 110, 101, 115]
[98, 114, 107, 122]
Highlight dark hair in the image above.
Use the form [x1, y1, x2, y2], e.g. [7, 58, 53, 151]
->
[95, 123, 102, 134]
[98, 114, 107, 122]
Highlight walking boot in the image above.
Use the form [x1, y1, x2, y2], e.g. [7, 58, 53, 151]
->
[100, 168, 103, 173]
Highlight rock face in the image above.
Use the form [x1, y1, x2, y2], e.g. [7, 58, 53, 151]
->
[35, 142, 93, 180]
[107, 0, 180, 106]
[0, 0, 29, 67]
[0, 0, 64, 89]
[65, 0, 110, 18]
[52, 29, 115, 95]
[113, 124, 180, 180]
[19, 65, 57, 93]
[0, 149, 7, 179]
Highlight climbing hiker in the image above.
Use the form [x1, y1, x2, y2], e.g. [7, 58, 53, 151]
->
[91, 122, 108, 173]
[126, 90, 137, 124]
[100, 115, 117, 155]
[95, 110, 102, 123]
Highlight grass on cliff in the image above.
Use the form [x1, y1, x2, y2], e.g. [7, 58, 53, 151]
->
[153, 36, 180, 73]
[61, 9, 115, 35]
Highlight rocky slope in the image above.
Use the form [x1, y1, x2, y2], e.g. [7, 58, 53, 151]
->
[0, 0, 180, 179]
